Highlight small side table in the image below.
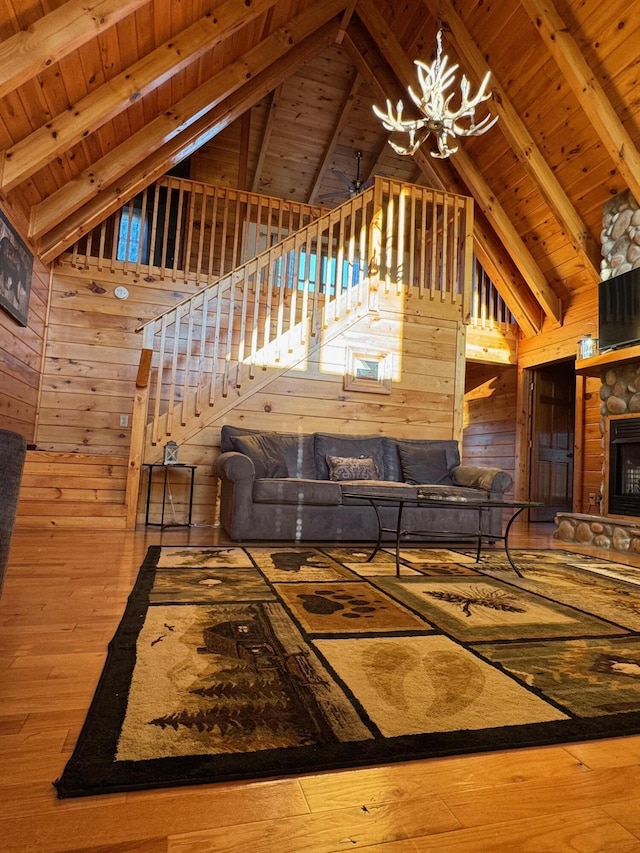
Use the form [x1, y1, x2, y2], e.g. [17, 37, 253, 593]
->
[143, 463, 196, 529]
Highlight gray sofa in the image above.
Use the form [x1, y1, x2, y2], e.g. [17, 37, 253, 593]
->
[214, 425, 513, 542]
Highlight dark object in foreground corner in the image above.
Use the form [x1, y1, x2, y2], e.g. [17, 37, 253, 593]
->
[0, 428, 26, 595]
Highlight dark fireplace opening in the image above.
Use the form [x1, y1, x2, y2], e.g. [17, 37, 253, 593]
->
[608, 417, 640, 516]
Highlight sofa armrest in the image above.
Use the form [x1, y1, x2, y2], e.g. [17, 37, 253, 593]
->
[452, 465, 513, 495]
[214, 450, 256, 481]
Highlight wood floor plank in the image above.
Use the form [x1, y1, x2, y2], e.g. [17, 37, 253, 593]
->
[400, 807, 640, 852]
[167, 796, 461, 853]
[1, 524, 639, 852]
[440, 764, 640, 827]
[299, 746, 587, 811]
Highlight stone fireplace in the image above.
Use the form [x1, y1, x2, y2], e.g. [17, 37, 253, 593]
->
[555, 189, 640, 553]
[607, 415, 640, 517]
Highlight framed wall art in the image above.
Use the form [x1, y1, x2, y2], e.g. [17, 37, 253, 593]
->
[0, 210, 33, 327]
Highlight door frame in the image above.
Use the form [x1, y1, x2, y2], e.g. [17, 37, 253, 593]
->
[515, 359, 581, 512]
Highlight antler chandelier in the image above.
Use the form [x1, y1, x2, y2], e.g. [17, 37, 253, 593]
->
[373, 29, 498, 159]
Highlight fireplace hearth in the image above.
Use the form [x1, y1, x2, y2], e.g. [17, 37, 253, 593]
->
[608, 417, 640, 517]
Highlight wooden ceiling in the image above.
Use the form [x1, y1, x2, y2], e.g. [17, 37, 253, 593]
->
[1, 0, 639, 335]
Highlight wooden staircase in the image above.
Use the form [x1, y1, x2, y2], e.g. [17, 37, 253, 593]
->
[119, 177, 474, 526]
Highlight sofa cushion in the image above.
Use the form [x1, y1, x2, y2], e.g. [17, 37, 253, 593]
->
[314, 433, 386, 480]
[397, 441, 459, 486]
[230, 434, 289, 478]
[453, 465, 513, 493]
[327, 455, 380, 481]
[253, 478, 342, 506]
[221, 425, 316, 478]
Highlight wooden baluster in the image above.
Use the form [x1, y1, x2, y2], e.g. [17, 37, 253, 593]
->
[397, 187, 406, 294]
[408, 191, 416, 296]
[264, 247, 278, 365]
[357, 193, 368, 307]
[96, 220, 106, 273]
[108, 209, 120, 274]
[430, 194, 439, 301]
[170, 181, 186, 281]
[195, 186, 208, 287]
[158, 181, 173, 279]
[166, 309, 181, 436]
[210, 280, 224, 406]
[120, 198, 133, 275]
[207, 190, 219, 284]
[152, 316, 168, 447]
[194, 288, 209, 417]
[311, 218, 323, 336]
[450, 197, 460, 305]
[230, 193, 243, 271]
[146, 184, 160, 277]
[275, 238, 291, 363]
[222, 274, 235, 396]
[236, 267, 250, 387]
[135, 187, 149, 276]
[419, 191, 428, 299]
[441, 194, 450, 301]
[300, 230, 312, 346]
[183, 184, 196, 284]
[181, 300, 196, 426]
[249, 258, 264, 378]
[219, 192, 230, 278]
[462, 196, 474, 324]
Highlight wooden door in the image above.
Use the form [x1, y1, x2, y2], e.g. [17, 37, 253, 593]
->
[529, 362, 575, 521]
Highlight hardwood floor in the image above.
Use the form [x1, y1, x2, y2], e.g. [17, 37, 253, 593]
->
[2, 523, 640, 853]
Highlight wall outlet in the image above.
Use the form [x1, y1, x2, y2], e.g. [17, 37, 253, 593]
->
[588, 493, 597, 503]
[119, 414, 129, 427]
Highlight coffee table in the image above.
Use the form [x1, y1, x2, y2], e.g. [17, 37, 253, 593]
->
[342, 491, 543, 577]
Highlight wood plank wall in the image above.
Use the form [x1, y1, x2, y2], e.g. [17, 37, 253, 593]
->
[0, 252, 48, 441]
[21, 257, 469, 528]
[580, 375, 604, 513]
[16, 451, 128, 529]
[144, 306, 465, 526]
[462, 362, 517, 494]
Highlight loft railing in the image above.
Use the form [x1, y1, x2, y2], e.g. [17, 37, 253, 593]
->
[65, 175, 506, 330]
[68, 176, 329, 285]
[470, 258, 516, 331]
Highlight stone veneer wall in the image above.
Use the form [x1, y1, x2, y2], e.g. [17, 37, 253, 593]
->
[600, 189, 640, 279]
[555, 190, 640, 553]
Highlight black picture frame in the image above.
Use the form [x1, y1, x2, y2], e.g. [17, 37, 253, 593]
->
[0, 210, 33, 327]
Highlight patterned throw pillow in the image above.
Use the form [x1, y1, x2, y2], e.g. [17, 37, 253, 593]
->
[326, 455, 380, 481]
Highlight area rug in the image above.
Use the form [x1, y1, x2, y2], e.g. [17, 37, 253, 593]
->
[55, 544, 640, 797]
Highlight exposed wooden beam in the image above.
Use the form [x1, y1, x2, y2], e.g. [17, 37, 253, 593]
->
[30, 0, 347, 242]
[520, 0, 640, 206]
[308, 73, 362, 205]
[356, 0, 561, 325]
[0, 0, 280, 193]
[422, 0, 600, 281]
[0, 0, 149, 101]
[336, 0, 359, 45]
[37, 22, 341, 263]
[251, 86, 281, 193]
